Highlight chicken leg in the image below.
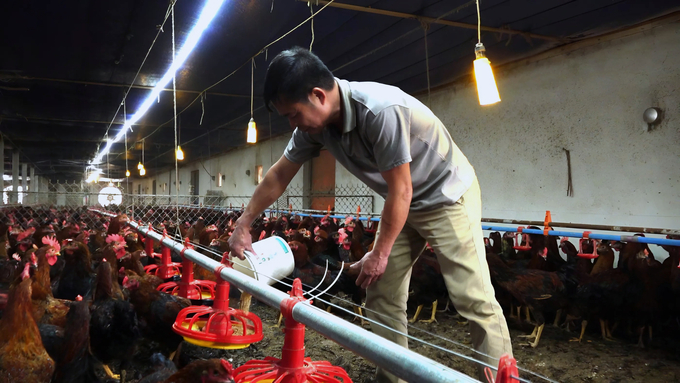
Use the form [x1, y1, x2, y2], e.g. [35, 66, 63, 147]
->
[409, 305, 424, 323]
[553, 309, 562, 327]
[569, 319, 587, 343]
[103, 365, 120, 380]
[419, 300, 438, 324]
[525, 323, 545, 348]
[517, 325, 538, 339]
[353, 304, 367, 326]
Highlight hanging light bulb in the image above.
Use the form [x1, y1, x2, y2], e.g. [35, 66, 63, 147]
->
[126, 169, 130, 177]
[137, 162, 143, 170]
[246, 58, 258, 144]
[176, 145, 185, 160]
[247, 118, 257, 144]
[474, 43, 500, 105]
[139, 166, 146, 176]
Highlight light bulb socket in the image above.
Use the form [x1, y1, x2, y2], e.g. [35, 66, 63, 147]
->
[475, 42, 487, 59]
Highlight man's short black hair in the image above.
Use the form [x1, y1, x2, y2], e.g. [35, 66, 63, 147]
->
[263, 47, 335, 112]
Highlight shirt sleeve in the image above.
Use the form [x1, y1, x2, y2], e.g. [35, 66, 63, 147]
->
[283, 128, 324, 164]
[365, 105, 412, 172]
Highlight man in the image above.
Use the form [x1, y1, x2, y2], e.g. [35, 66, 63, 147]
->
[228, 47, 512, 382]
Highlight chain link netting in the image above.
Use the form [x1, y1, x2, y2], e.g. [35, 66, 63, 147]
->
[1, 180, 377, 231]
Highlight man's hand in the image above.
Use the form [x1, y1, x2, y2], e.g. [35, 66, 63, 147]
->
[228, 225, 254, 260]
[350, 250, 389, 289]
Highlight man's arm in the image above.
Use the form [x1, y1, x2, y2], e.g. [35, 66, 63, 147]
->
[229, 155, 302, 259]
[353, 162, 412, 289]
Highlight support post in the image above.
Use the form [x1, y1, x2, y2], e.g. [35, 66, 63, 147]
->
[29, 166, 35, 204]
[21, 163, 27, 204]
[11, 151, 19, 204]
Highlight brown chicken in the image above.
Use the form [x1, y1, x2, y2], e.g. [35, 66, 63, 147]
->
[486, 251, 577, 347]
[31, 249, 70, 327]
[123, 272, 191, 354]
[0, 273, 56, 382]
[51, 299, 101, 383]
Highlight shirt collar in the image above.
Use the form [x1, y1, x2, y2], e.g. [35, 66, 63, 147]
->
[336, 78, 356, 134]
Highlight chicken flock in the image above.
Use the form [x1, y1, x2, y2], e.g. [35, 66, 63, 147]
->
[0, 205, 678, 383]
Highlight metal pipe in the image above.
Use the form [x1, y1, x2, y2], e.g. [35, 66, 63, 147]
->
[482, 225, 680, 247]
[110, 215, 479, 383]
[482, 218, 680, 236]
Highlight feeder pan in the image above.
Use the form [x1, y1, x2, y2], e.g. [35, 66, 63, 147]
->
[513, 229, 531, 252]
[157, 238, 216, 300]
[172, 260, 263, 350]
[142, 227, 182, 280]
[577, 233, 598, 259]
[234, 278, 352, 383]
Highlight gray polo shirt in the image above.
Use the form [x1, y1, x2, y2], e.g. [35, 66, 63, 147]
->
[283, 78, 475, 211]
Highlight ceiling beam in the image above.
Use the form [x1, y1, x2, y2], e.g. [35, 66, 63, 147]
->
[0, 115, 222, 131]
[0, 74, 259, 99]
[302, 0, 564, 42]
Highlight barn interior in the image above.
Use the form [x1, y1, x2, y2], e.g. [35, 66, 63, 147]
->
[1, 1, 680, 382]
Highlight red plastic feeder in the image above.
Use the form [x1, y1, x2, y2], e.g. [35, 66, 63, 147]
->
[577, 232, 598, 259]
[513, 228, 531, 252]
[158, 238, 216, 300]
[172, 258, 263, 350]
[233, 278, 352, 383]
[142, 226, 182, 280]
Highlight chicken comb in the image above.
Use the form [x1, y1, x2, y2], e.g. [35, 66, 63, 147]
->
[344, 216, 353, 226]
[12, 253, 21, 261]
[106, 234, 125, 244]
[75, 295, 83, 301]
[314, 226, 320, 235]
[259, 230, 266, 241]
[338, 228, 348, 243]
[560, 237, 569, 244]
[42, 235, 60, 252]
[16, 227, 36, 242]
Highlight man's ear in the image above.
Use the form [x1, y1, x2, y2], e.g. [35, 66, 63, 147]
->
[311, 87, 327, 105]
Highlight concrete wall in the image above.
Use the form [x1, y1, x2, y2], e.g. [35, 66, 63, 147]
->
[131, 135, 304, 204]
[428, 22, 679, 231]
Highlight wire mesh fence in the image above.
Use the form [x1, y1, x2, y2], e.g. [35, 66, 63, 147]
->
[0, 180, 377, 232]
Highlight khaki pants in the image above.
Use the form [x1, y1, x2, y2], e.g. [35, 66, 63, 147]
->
[367, 178, 513, 382]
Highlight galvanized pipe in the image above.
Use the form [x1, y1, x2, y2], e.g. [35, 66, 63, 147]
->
[482, 225, 680, 247]
[116, 217, 479, 383]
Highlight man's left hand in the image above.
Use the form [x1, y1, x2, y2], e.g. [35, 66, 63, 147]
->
[350, 250, 389, 289]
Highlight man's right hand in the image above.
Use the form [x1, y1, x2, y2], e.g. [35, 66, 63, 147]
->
[228, 225, 255, 260]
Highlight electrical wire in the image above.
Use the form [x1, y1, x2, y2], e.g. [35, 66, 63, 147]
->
[172, 3, 180, 229]
[120, 0, 338, 161]
[309, 1, 315, 51]
[476, 0, 481, 43]
[102, 1, 174, 140]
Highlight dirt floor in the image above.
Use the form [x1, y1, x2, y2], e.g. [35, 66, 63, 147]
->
[120, 295, 680, 383]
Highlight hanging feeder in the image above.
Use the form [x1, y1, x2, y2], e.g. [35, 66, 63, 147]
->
[172, 256, 263, 350]
[577, 232, 599, 259]
[512, 227, 531, 252]
[233, 278, 352, 383]
[158, 238, 216, 301]
[142, 226, 182, 279]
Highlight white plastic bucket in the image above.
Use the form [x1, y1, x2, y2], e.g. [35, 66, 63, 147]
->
[231, 236, 294, 286]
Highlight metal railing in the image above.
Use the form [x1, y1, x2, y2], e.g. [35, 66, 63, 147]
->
[93, 209, 479, 383]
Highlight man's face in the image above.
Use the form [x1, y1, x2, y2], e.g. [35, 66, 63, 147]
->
[273, 90, 328, 135]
